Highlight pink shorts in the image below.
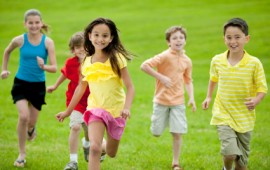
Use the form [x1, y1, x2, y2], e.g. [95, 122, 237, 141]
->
[84, 108, 126, 140]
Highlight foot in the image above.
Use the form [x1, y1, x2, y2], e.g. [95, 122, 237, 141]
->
[27, 127, 36, 141]
[82, 146, 89, 162]
[100, 152, 106, 162]
[14, 159, 26, 168]
[64, 161, 78, 170]
[172, 164, 183, 170]
[82, 137, 90, 162]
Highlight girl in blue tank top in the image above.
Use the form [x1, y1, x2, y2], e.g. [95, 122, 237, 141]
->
[0, 9, 57, 167]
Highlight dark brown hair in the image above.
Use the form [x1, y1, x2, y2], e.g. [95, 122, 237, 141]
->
[223, 18, 248, 35]
[84, 17, 132, 77]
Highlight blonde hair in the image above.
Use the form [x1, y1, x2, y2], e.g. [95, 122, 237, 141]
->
[24, 9, 49, 33]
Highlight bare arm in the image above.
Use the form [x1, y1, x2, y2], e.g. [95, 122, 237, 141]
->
[55, 80, 88, 122]
[1, 35, 23, 79]
[185, 82, 196, 112]
[37, 37, 57, 73]
[121, 67, 135, 119]
[47, 74, 67, 93]
[202, 80, 217, 110]
[140, 62, 172, 88]
[244, 92, 266, 111]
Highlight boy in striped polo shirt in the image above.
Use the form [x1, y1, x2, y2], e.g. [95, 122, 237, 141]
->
[202, 18, 268, 170]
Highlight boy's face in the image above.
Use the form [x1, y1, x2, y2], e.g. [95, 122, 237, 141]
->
[73, 45, 85, 59]
[224, 26, 250, 53]
[167, 31, 186, 52]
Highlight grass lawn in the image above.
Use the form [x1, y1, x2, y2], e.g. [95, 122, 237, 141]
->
[0, 0, 269, 169]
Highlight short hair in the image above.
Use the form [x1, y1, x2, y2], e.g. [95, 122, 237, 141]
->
[223, 18, 249, 35]
[69, 32, 84, 51]
[165, 26, 187, 41]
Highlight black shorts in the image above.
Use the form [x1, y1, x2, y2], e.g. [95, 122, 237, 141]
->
[11, 77, 46, 111]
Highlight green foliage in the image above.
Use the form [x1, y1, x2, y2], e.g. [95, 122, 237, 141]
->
[0, 0, 269, 169]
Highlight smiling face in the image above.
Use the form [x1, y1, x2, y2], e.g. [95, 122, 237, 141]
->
[89, 24, 113, 51]
[24, 15, 43, 34]
[167, 30, 186, 52]
[224, 26, 250, 53]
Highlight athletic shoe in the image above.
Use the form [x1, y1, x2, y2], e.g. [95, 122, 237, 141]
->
[64, 161, 78, 170]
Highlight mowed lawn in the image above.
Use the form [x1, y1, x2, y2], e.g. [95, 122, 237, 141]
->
[0, 0, 269, 169]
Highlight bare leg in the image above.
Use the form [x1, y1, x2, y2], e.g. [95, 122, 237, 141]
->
[69, 123, 82, 155]
[105, 132, 120, 158]
[235, 160, 247, 170]
[28, 103, 40, 131]
[223, 155, 237, 170]
[88, 121, 106, 170]
[171, 133, 182, 166]
[82, 123, 89, 141]
[15, 100, 30, 160]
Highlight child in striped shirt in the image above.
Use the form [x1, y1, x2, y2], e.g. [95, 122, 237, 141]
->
[202, 18, 268, 170]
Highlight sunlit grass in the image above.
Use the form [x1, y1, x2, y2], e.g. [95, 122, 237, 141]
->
[0, 0, 269, 169]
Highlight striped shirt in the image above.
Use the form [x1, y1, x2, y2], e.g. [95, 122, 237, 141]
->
[210, 50, 268, 133]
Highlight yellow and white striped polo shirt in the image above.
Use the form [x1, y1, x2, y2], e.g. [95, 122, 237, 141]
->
[210, 50, 268, 133]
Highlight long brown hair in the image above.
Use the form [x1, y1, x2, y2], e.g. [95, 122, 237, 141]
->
[84, 17, 132, 77]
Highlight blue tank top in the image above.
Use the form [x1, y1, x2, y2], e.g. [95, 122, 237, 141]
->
[16, 33, 48, 82]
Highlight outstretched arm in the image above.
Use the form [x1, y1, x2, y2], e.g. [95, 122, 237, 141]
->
[56, 80, 88, 122]
[47, 74, 67, 93]
[202, 80, 217, 110]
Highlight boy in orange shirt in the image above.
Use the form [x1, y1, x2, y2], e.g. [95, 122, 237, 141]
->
[141, 26, 196, 170]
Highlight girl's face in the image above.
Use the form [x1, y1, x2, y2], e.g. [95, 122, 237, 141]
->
[89, 24, 113, 50]
[224, 26, 249, 53]
[24, 15, 43, 34]
[167, 31, 186, 52]
[73, 45, 85, 60]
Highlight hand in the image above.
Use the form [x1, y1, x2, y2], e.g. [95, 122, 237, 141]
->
[47, 85, 56, 93]
[120, 109, 131, 120]
[202, 97, 211, 110]
[36, 56, 45, 69]
[244, 97, 257, 111]
[159, 75, 172, 88]
[55, 111, 69, 122]
[188, 99, 197, 112]
[1, 70, 10, 79]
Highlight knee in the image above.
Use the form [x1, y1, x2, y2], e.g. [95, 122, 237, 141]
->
[18, 114, 29, 124]
[71, 123, 82, 132]
[106, 150, 117, 158]
[90, 143, 102, 156]
[224, 154, 237, 161]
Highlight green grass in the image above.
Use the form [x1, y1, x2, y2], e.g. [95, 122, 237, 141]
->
[0, 0, 270, 169]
